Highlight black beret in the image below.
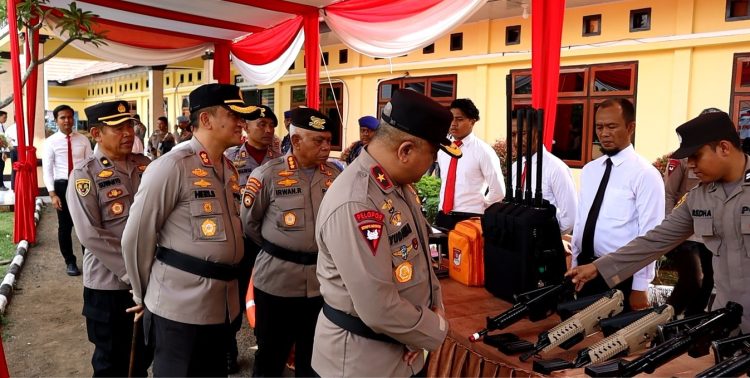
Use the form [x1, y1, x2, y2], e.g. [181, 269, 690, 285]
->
[257, 105, 278, 126]
[381, 89, 461, 157]
[290, 108, 333, 133]
[85, 100, 135, 126]
[672, 111, 740, 159]
[189, 84, 261, 120]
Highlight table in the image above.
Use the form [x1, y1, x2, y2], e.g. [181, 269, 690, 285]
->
[427, 279, 717, 377]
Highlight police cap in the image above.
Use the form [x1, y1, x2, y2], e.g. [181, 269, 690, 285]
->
[672, 111, 740, 159]
[189, 83, 261, 120]
[85, 100, 135, 126]
[257, 105, 278, 126]
[358, 115, 379, 130]
[381, 89, 461, 158]
[290, 108, 332, 133]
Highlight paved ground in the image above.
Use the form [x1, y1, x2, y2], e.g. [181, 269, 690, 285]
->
[2, 204, 258, 376]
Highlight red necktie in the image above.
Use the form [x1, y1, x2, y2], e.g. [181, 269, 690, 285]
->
[520, 163, 527, 188]
[441, 140, 463, 213]
[66, 134, 73, 176]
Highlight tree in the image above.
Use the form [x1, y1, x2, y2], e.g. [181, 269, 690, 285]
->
[0, 0, 106, 109]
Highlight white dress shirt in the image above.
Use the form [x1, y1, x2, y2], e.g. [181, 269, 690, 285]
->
[4, 124, 17, 147]
[0, 122, 8, 152]
[510, 148, 578, 234]
[437, 132, 505, 214]
[571, 145, 665, 291]
[42, 131, 93, 192]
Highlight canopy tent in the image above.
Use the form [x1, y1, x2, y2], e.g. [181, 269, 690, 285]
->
[5, 0, 564, 245]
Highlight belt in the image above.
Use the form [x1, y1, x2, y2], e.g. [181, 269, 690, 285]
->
[261, 240, 317, 265]
[155, 246, 239, 281]
[54, 179, 69, 183]
[322, 303, 400, 345]
[441, 211, 481, 218]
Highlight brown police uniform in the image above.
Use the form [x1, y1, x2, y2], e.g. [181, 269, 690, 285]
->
[67, 101, 152, 377]
[224, 142, 281, 191]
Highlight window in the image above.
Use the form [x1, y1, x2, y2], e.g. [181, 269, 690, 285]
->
[134, 83, 138, 90]
[583, 14, 602, 36]
[166, 77, 170, 86]
[180, 74, 185, 83]
[423, 43, 435, 54]
[510, 62, 637, 167]
[129, 83, 133, 91]
[188, 73, 193, 82]
[339, 49, 348, 64]
[450, 33, 463, 51]
[181, 96, 190, 117]
[197, 72, 202, 82]
[377, 74, 457, 117]
[505, 25, 521, 45]
[630, 8, 651, 32]
[730, 53, 750, 139]
[146, 79, 149, 88]
[290, 61, 295, 70]
[242, 88, 275, 109]
[321, 51, 329, 66]
[289, 83, 345, 151]
[727, 0, 750, 21]
[128, 101, 137, 115]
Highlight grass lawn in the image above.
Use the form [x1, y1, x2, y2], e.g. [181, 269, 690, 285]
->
[0, 212, 15, 274]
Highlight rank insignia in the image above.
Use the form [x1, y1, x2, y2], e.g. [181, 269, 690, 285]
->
[247, 177, 262, 189]
[283, 211, 297, 226]
[354, 210, 385, 224]
[191, 168, 208, 177]
[325, 178, 333, 188]
[106, 188, 123, 199]
[278, 170, 295, 177]
[240, 150, 248, 158]
[243, 192, 255, 208]
[309, 116, 326, 130]
[407, 184, 420, 203]
[287, 156, 298, 170]
[319, 164, 332, 176]
[194, 179, 212, 188]
[359, 222, 383, 256]
[201, 218, 218, 237]
[395, 261, 413, 283]
[137, 165, 147, 172]
[98, 169, 114, 178]
[370, 165, 392, 191]
[277, 177, 298, 187]
[100, 157, 113, 167]
[199, 151, 211, 166]
[203, 201, 213, 213]
[381, 199, 395, 214]
[390, 211, 402, 227]
[75, 179, 91, 197]
[111, 201, 124, 216]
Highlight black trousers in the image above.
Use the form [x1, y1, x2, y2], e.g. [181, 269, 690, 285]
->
[435, 211, 481, 231]
[9, 148, 17, 190]
[666, 241, 714, 316]
[577, 271, 636, 312]
[147, 310, 233, 377]
[0, 153, 6, 188]
[252, 287, 322, 377]
[53, 180, 80, 265]
[83, 288, 153, 377]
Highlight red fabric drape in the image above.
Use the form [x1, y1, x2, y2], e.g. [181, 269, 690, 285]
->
[213, 42, 231, 84]
[531, 0, 565, 151]
[231, 16, 303, 65]
[24, 21, 40, 199]
[303, 12, 320, 109]
[325, 0, 443, 22]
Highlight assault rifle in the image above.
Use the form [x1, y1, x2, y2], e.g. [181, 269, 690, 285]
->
[696, 333, 750, 378]
[519, 289, 624, 362]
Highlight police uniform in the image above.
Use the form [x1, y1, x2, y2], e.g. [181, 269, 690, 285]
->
[224, 105, 282, 188]
[241, 108, 341, 377]
[122, 84, 259, 376]
[313, 90, 458, 377]
[66, 101, 152, 377]
[592, 112, 750, 332]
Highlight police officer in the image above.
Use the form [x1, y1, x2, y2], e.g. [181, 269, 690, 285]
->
[241, 107, 341, 377]
[313, 89, 454, 377]
[67, 101, 152, 376]
[568, 110, 750, 332]
[224, 104, 282, 372]
[123, 83, 259, 376]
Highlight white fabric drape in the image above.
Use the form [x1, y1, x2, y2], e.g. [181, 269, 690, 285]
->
[324, 0, 488, 58]
[231, 28, 305, 85]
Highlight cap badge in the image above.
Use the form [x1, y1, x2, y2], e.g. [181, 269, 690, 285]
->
[395, 261, 413, 283]
[259, 108, 266, 118]
[309, 116, 326, 130]
[75, 179, 91, 197]
[98, 169, 114, 178]
[117, 103, 126, 113]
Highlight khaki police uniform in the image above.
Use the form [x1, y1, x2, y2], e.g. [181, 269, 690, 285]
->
[595, 156, 750, 332]
[224, 142, 281, 191]
[313, 150, 447, 377]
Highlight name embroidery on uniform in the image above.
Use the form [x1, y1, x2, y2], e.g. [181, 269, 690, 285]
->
[97, 177, 122, 189]
[97, 169, 114, 178]
[275, 187, 302, 196]
[692, 209, 712, 217]
[76, 179, 92, 197]
[388, 223, 413, 245]
[742, 206, 750, 214]
[191, 168, 208, 177]
[194, 189, 216, 199]
[277, 177, 298, 187]
[106, 188, 123, 199]
[194, 179, 212, 188]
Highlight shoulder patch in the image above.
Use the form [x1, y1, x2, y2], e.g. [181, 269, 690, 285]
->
[358, 222, 383, 256]
[667, 159, 680, 176]
[75, 179, 91, 197]
[370, 165, 392, 191]
[243, 192, 255, 208]
[354, 210, 385, 224]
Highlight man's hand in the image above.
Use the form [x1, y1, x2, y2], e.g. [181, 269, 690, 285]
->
[126, 303, 145, 322]
[564, 264, 599, 292]
[403, 349, 421, 366]
[51, 195, 63, 211]
[629, 290, 650, 310]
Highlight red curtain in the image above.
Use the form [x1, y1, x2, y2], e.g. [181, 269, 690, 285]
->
[24, 19, 39, 199]
[303, 12, 320, 109]
[531, 0, 565, 151]
[231, 16, 303, 65]
[325, 0, 443, 22]
[213, 42, 231, 84]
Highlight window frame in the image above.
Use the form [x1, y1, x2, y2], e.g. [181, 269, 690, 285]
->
[726, 0, 750, 21]
[289, 82, 345, 151]
[582, 14, 602, 37]
[629, 8, 652, 32]
[377, 74, 457, 116]
[505, 25, 521, 46]
[590, 63, 637, 97]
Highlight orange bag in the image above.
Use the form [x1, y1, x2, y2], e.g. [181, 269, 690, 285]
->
[245, 273, 256, 328]
[448, 219, 484, 286]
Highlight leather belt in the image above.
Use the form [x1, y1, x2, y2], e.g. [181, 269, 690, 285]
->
[322, 302, 400, 345]
[261, 240, 317, 265]
[156, 246, 238, 281]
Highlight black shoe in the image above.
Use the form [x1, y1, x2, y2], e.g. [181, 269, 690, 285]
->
[66, 263, 81, 276]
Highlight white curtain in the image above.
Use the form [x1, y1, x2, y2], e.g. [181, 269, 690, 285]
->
[231, 28, 305, 85]
[324, 0, 488, 58]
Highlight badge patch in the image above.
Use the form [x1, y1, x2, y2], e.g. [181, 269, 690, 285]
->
[97, 169, 114, 178]
[111, 201, 124, 215]
[106, 188, 123, 199]
[240, 150, 248, 158]
[233, 160, 247, 168]
[319, 164, 332, 176]
[392, 244, 412, 260]
[117, 103, 126, 113]
[100, 157, 113, 167]
[192, 168, 208, 177]
[283, 211, 297, 226]
[199, 151, 211, 166]
[194, 179, 212, 188]
[277, 177, 298, 187]
[390, 211, 402, 226]
[203, 201, 213, 213]
[453, 248, 462, 266]
[243, 192, 255, 208]
[201, 218, 218, 237]
[325, 178, 333, 188]
[278, 170, 294, 177]
[137, 164, 147, 172]
[75, 179, 91, 197]
[395, 261, 413, 283]
[354, 210, 385, 224]
[287, 156, 298, 170]
[359, 222, 383, 255]
[247, 177, 262, 189]
[370, 165, 392, 191]
[381, 199, 395, 214]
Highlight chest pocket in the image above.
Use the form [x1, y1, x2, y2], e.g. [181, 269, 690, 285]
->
[694, 217, 720, 256]
[741, 213, 750, 257]
[99, 184, 130, 221]
[389, 226, 426, 290]
[275, 194, 305, 230]
[189, 198, 227, 242]
[601, 188, 634, 221]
